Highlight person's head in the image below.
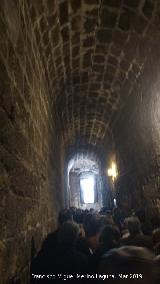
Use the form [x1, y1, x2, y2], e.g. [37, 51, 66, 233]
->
[58, 221, 80, 246]
[100, 225, 121, 249]
[73, 209, 84, 224]
[79, 224, 85, 238]
[153, 228, 160, 245]
[153, 228, 160, 255]
[58, 209, 73, 226]
[98, 215, 114, 229]
[83, 213, 102, 238]
[126, 217, 142, 235]
[98, 246, 154, 284]
[83, 213, 102, 251]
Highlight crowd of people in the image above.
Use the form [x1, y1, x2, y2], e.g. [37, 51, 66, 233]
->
[30, 206, 160, 283]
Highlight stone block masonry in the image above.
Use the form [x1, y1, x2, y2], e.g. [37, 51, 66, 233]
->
[0, 2, 64, 283]
[0, 0, 160, 282]
[113, 35, 160, 218]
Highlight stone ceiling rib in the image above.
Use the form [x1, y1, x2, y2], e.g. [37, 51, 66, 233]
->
[26, 0, 158, 153]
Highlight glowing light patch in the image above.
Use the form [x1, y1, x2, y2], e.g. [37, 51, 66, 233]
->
[107, 162, 118, 181]
[80, 176, 95, 203]
[114, 198, 117, 207]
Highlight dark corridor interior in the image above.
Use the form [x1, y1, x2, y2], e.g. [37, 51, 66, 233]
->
[0, 0, 160, 283]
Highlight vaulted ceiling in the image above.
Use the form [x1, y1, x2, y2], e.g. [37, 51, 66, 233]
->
[25, 0, 158, 154]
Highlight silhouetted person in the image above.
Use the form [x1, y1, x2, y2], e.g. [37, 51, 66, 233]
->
[30, 209, 73, 282]
[122, 217, 153, 250]
[76, 213, 103, 272]
[152, 227, 160, 255]
[98, 214, 114, 228]
[77, 213, 102, 256]
[30, 221, 88, 283]
[97, 225, 121, 257]
[135, 209, 152, 235]
[113, 207, 124, 232]
[51, 221, 88, 273]
[98, 246, 155, 284]
[153, 255, 160, 284]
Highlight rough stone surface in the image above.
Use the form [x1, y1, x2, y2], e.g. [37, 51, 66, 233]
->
[9, 0, 157, 153]
[0, 2, 64, 283]
[114, 37, 160, 219]
[0, 0, 160, 282]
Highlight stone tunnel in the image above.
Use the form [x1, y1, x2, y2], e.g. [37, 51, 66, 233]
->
[0, 0, 160, 282]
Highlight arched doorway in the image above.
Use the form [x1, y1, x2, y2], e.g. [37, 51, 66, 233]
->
[67, 155, 103, 210]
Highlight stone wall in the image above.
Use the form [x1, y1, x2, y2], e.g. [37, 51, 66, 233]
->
[1, 0, 160, 282]
[114, 33, 160, 220]
[0, 2, 64, 283]
[69, 172, 80, 208]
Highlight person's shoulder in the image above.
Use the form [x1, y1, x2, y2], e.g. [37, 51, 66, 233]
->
[76, 237, 88, 249]
[137, 234, 152, 242]
[45, 230, 59, 242]
[121, 235, 131, 244]
[76, 248, 89, 258]
[40, 230, 59, 252]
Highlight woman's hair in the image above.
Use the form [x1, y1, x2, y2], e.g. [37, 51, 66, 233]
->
[58, 221, 80, 245]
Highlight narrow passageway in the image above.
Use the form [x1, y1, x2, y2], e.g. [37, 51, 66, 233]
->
[0, 0, 160, 283]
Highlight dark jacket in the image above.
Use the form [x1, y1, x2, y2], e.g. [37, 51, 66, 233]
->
[122, 233, 153, 250]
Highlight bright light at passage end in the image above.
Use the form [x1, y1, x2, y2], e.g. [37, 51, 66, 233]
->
[80, 176, 95, 203]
